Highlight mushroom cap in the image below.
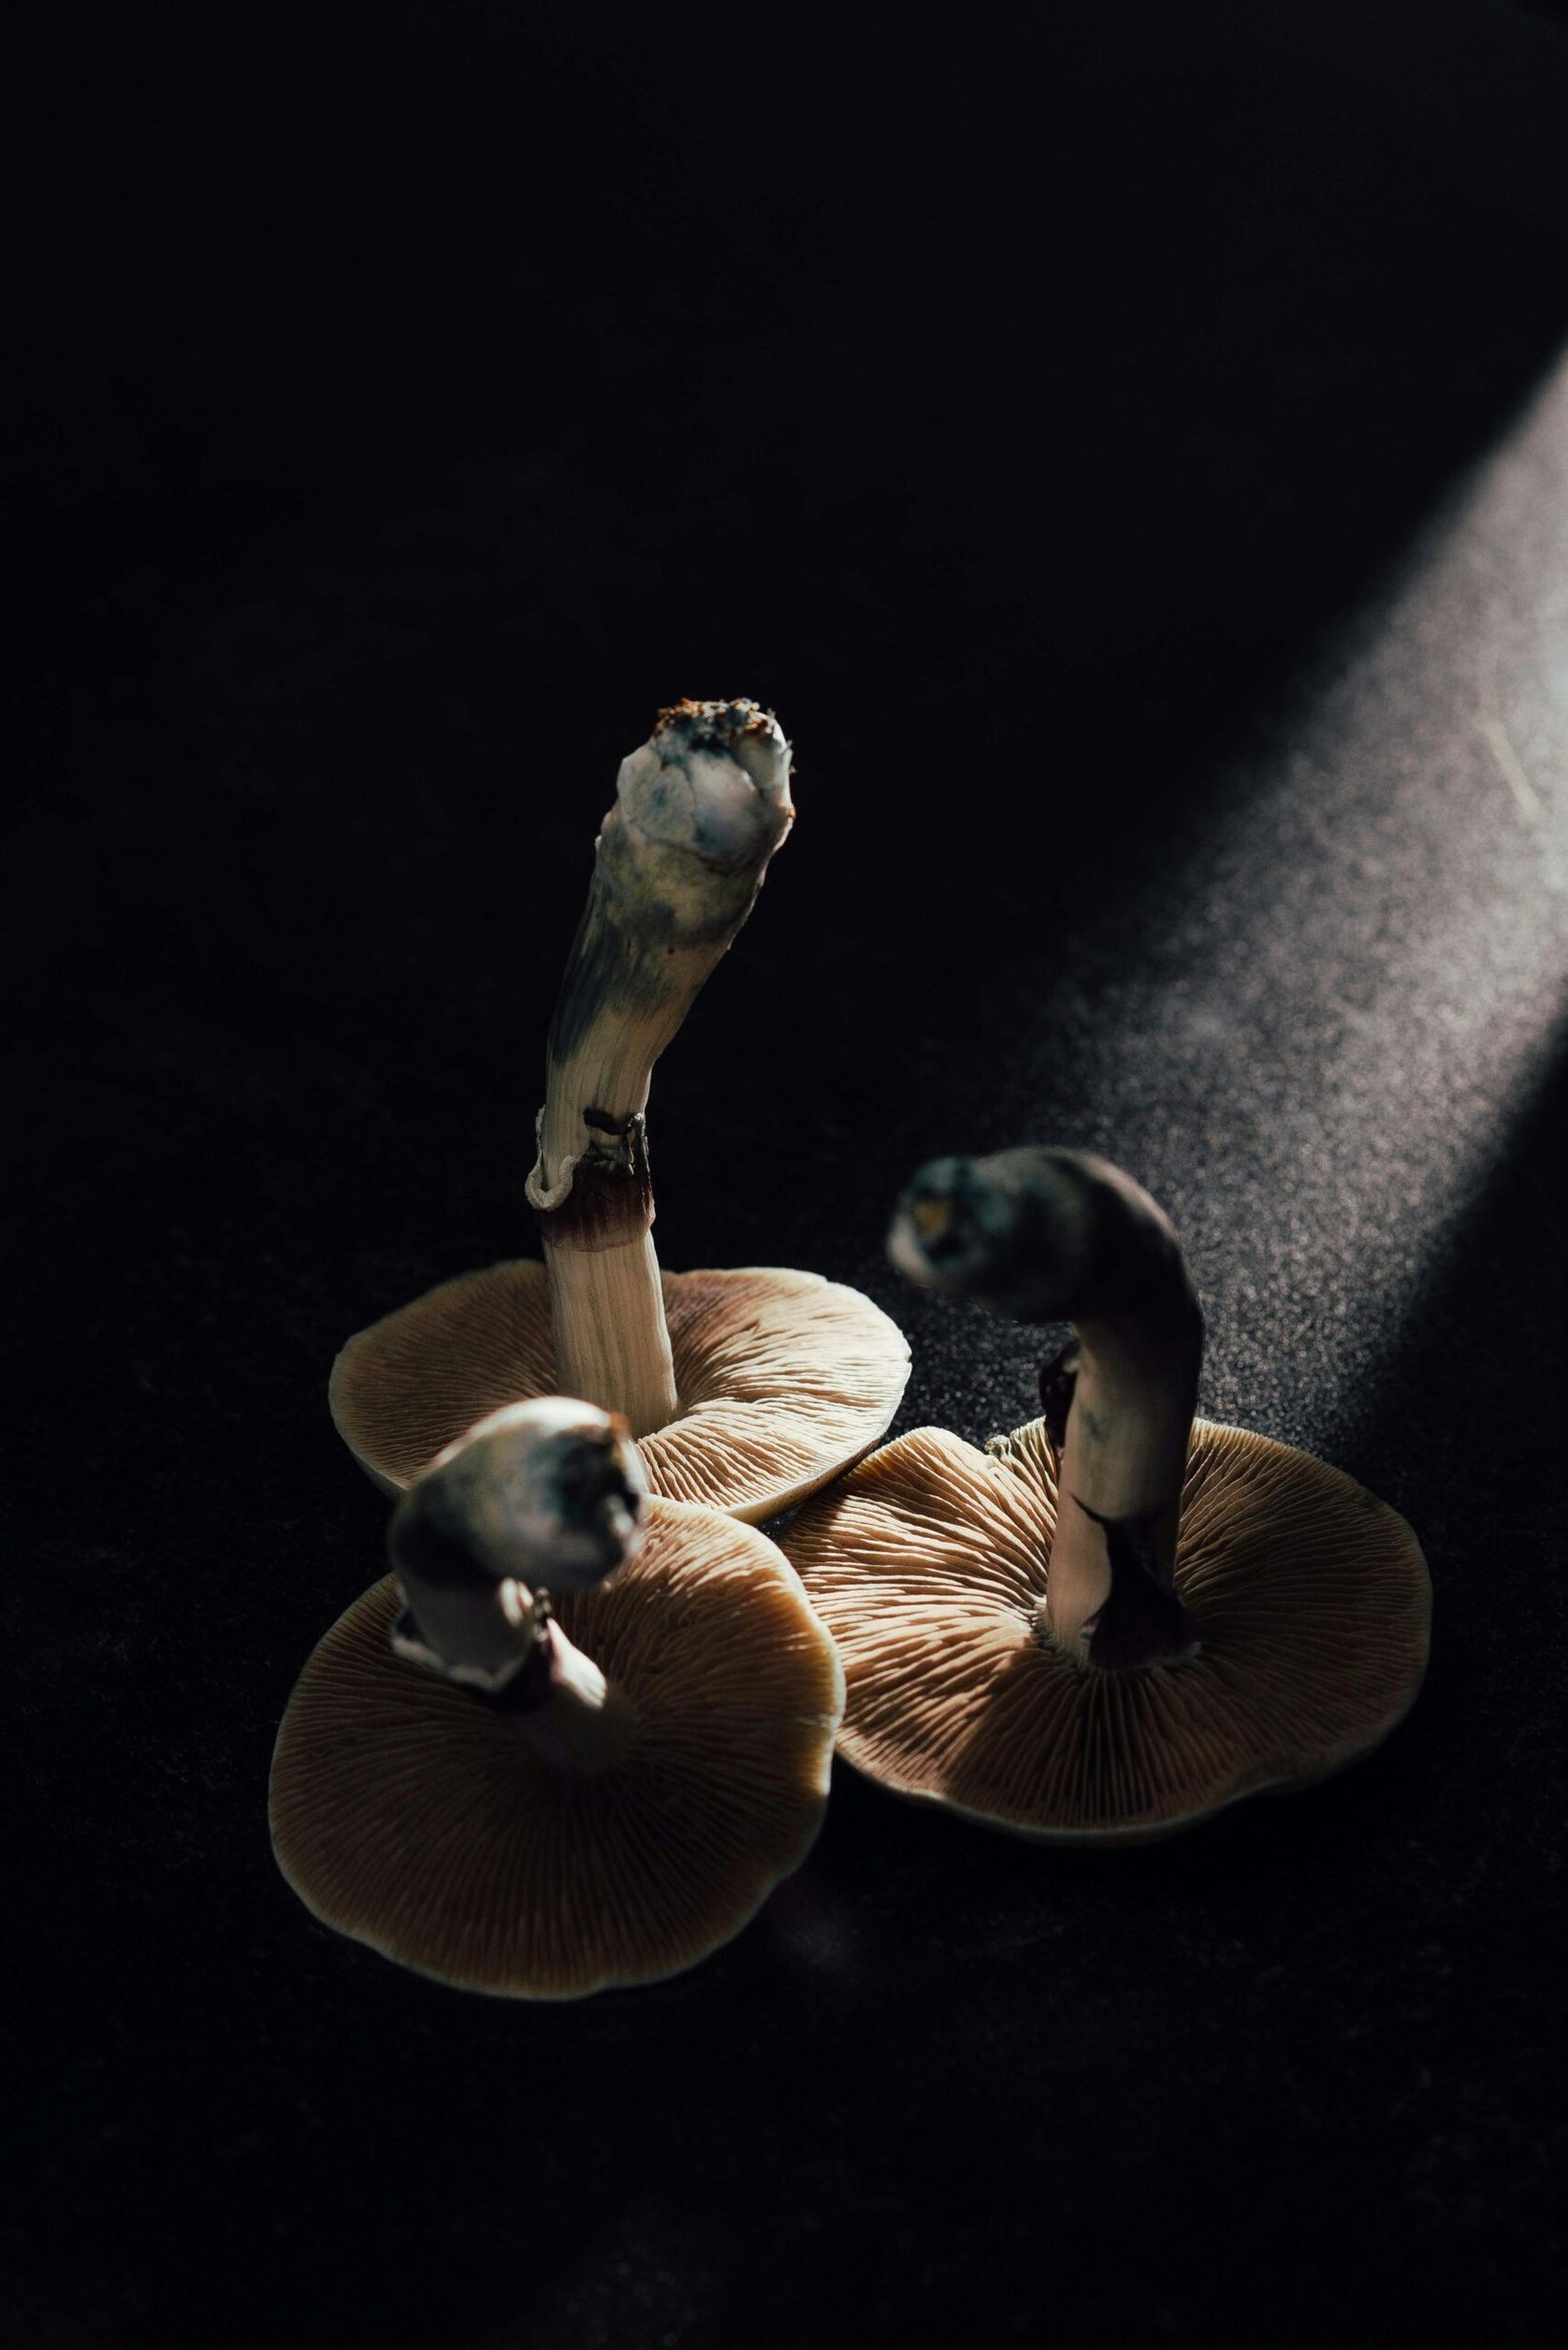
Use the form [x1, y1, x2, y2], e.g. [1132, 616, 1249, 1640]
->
[780, 1416, 1431, 1843]
[328, 1261, 911, 1521]
[270, 1499, 846, 1997]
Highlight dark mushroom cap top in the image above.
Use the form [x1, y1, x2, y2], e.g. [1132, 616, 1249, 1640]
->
[781, 1416, 1431, 1843]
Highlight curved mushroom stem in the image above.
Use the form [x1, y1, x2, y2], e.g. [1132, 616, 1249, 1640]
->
[525, 700, 795, 1436]
[387, 1397, 647, 1769]
[889, 1148, 1204, 1673]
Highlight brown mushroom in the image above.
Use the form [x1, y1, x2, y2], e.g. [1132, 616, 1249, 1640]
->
[782, 1148, 1431, 1842]
[330, 699, 908, 1520]
[270, 1397, 846, 1994]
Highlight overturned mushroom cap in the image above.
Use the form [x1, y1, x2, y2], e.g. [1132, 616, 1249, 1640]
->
[329, 1262, 910, 1520]
[781, 1416, 1430, 1842]
[270, 1495, 846, 1995]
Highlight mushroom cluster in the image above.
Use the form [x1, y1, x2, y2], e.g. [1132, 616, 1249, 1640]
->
[329, 699, 909, 1522]
[782, 1148, 1431, 1843]
[271, 1398, 845, 1996]
[274, 692, 1434, 1995]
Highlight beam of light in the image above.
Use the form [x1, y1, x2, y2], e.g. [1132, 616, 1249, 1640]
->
[951, 348, 1568, 1458]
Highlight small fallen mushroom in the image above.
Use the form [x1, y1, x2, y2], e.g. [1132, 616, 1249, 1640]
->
[270, 1397, 846, 1996]
[330, 698, 908, 1520]
[783, 1148, 1431, 1842]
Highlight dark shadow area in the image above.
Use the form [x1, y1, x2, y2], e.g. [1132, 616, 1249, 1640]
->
[7, 5, 1568, 2347]
[1335, 1003, 1568, 1944]
[14, 5, 1568, 960]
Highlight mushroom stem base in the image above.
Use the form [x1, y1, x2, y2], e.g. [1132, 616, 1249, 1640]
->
[1038, 1496, 1200, 1673]
[506, 1621, 637, 1777]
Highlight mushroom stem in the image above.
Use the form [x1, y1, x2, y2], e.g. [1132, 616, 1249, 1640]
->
[889, 1148, 1203, 1673]
[525, 700, 795, 1436]
[1042, 1309, 1200, 1667]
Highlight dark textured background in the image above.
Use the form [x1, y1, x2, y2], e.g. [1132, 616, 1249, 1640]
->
[9, 4, 1568, 2343]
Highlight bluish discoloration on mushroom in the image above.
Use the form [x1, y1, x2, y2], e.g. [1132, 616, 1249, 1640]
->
[891, 1148, 1201, 1337]
[389, 1397, 647, 1694]
[527, 700, 794, 1433]
[546, 699, 794, 1068]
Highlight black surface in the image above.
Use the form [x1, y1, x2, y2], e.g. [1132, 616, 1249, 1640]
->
[9, 5, 1568, 2343]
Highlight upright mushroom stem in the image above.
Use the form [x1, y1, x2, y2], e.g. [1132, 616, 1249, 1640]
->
[889, 1148, 1204, 1672]
[525, 700, 795, 1436]
[388, 1397, 648, 1774]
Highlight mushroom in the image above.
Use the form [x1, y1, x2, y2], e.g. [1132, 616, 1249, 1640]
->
[782, 1148, 1431, 1842]
[329, 698, 908, 1520]
[270, 1397, 846, 1996]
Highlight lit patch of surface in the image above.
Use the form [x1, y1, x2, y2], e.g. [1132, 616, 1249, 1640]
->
[935, 354, 1568, 1457]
